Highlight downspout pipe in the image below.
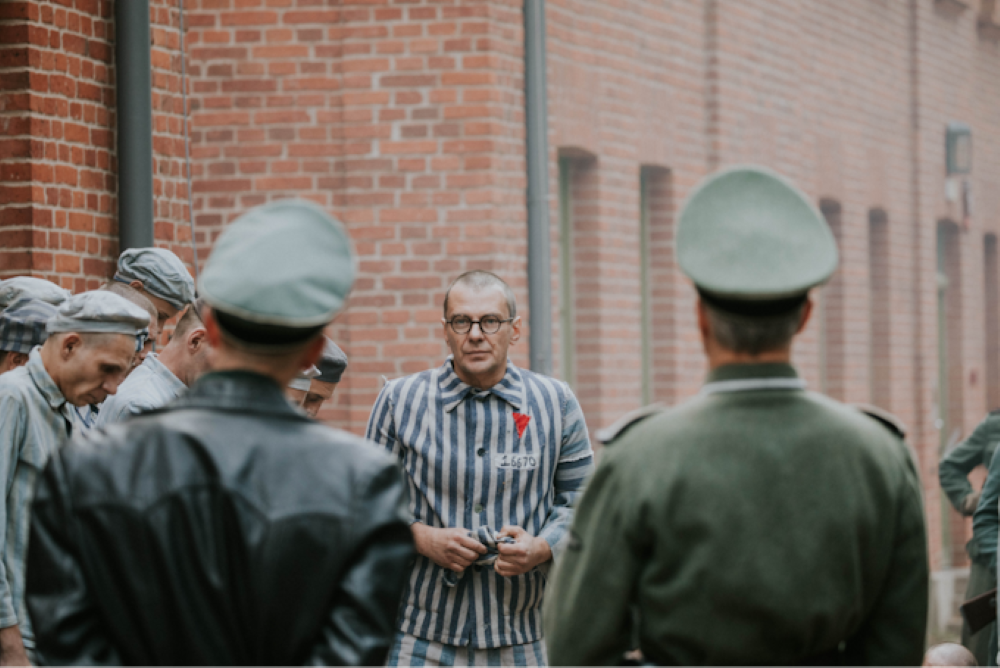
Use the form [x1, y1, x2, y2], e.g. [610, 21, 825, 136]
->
[524, 0, 553, 376]
[115, 0, 154, 251]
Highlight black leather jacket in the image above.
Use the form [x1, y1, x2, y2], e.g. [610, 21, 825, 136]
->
[26, 371, 414, 666]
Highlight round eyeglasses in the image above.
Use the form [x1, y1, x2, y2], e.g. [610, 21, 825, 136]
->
[445, 315, 514, 335]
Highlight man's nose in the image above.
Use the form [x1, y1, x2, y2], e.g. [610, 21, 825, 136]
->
[467, 322, 485, 339]
[104, 376, 123, 395]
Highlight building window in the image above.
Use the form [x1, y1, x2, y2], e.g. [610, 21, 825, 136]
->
[639, 166, 673, 405]
[558, 156, 575, 387]
[986, 234, 999, 410]
[937, 219, 964, 568]
[819, 199, 844, 398]
[557, 152, 597, 388]
[869, 209, 891, 408]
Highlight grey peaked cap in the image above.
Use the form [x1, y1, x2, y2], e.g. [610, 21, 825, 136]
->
[199, 199, 356, 327]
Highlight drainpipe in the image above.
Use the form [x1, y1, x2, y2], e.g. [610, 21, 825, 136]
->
[115, 0, 154, 251]
[524, 0, 553, 376]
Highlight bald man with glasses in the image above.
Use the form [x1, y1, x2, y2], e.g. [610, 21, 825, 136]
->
[366, 270, 593, 667]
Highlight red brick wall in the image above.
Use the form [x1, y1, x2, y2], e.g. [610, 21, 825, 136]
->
[4, 0, 1000, 580]
[546, 0, 709, 427]
[0, 0, 196, 291]
[184, 0, 528, 433]
[150, 0, 199, 271]
[0, 0, 116, 290]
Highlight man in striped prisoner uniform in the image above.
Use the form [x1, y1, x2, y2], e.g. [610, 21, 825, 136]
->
[367, 270, 594, 667]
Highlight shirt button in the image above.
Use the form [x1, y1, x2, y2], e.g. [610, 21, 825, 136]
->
[474, 503, 484, 513]
[477, 448, 485, 456]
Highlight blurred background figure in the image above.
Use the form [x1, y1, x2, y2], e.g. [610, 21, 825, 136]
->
[941, 412, 1000, 665]
[0, 299, 58, 375]
[286, 336, 347, 417]
[924, 642, 978, 667]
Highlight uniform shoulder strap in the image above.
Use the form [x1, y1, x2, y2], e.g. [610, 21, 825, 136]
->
[851, 402, 908, 440]
[596, 404, 666, 446]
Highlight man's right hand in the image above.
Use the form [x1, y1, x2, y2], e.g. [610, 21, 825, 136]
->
[411, 524, 487, 573]
[963, 491, 982, 516]
[0, 625, 29, 666]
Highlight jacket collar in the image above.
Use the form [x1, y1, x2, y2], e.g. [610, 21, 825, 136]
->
[171, 370, 302, 417]
[26, 348, 68, 410]
[702, 362, 805, 395]
[438, 356, 524, 413]
[143, 353, 186, 393]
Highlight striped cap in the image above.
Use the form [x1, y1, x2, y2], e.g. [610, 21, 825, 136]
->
[0, 298, 59, 353]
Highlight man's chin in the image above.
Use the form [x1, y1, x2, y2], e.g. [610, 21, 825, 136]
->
[458, 356, 499, 376]
[71, 394, 104, 407]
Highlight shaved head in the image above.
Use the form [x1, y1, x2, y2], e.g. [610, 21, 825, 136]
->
[921, 642, 979, 668]
[443, 271, 516, 319]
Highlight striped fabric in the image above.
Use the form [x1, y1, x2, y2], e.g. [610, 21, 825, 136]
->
[0, 349, 78, 649]
[366, 357, 593, 651]
[389, 632, 547, 667]
[0, 299, 58, 354]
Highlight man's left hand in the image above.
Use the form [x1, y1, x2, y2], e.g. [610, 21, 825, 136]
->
[494, 525, 552, 577]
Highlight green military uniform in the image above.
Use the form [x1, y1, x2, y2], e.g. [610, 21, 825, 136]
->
[544, 166, 930, 665]
[940, 412, 1000, 516]
[949, 411, 1000, 665]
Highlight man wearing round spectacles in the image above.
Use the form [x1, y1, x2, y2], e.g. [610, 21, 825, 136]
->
[367, 270, 593, 666]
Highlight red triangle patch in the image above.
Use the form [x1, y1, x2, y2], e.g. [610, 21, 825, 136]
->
[513, 412, 531, 438]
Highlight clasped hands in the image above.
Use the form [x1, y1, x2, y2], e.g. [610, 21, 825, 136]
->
[411, 523, 551, 578]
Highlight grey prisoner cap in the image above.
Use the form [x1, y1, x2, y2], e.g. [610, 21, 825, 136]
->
[47, 291, 151, 339]
[315, 337, 348, 384]
[115, 248, 196, 311]
[0, 277, 71, 310]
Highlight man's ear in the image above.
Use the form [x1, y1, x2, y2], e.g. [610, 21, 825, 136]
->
[796, 299, 814, 335]
[202, 308, 225, 348]
[509, 316, 522, 344]
[696, 299, 710, 338]
[11, 352, 29, 368]
[188, 327, 208, 352]
[299, 335, 326, 371]
[128, 280, 145, 292]
[61, 332, 83, 360]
